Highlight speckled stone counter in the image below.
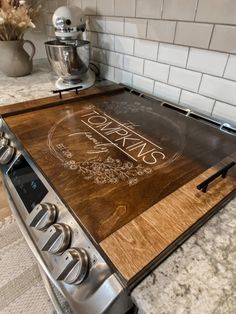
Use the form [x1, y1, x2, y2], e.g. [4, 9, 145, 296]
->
[0, 60, 236, 314]
[132, 197, 236, 314]
[0, 59, 55, 106]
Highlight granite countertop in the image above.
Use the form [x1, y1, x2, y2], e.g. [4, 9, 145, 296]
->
[0, 59, 55, 106]
[1, 60, 236, 314]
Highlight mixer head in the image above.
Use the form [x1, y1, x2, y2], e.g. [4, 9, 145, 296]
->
[52, 6, 86, 39]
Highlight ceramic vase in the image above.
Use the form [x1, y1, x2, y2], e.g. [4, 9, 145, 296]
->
[0, 39, 36, 77]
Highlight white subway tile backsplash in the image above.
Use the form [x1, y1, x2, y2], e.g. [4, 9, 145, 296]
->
[114, 0, 135, 17]
[179, 90, 214, 115]
[136, 0, 162, 19]
[224, 55, 236, 81]
[115, 36, 134, 55]
[154, 82, 181, 104]
[132, 75, 154, 94]
[187, 49, 228, 76]
[200, 75, 236, 106]
[212, 101, 236, 124]
[124, 55, 144, 75]
[88, 16, 105, 32]
[210, 25, 236, 53]
[100, 64, 115, 80]
[82, 0, 96, 15]
[144, 60, 169, 83]
[169, 67, 201, 92]
[147, 20, 176, 43]
[163, 0, 197, 21]
[124, 18, 147, 38]
[114, 69, 133, 85]
[46, 0, 236, 127]
[158, 44, 188, 67]
[106, 17, 124, 35]
[97, 0, 114, 16]
[91, 47, 105, 63]
[98, 33, 115, 50]
[105, 51, 123, 68]
[196, 0, 236, 24]
[134, 39, 158, 61]
[175, 22, 213, 49]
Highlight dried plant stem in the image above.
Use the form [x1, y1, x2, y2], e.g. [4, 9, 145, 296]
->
[0, 0, 42, 41]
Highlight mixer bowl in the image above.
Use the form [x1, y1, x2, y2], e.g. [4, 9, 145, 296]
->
[45, 40, 90, 84]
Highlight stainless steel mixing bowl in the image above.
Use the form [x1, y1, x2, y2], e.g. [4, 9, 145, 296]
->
[45, 39, 90, 84]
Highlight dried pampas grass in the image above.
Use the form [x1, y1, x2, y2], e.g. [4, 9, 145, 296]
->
[0, 0, 43, 40]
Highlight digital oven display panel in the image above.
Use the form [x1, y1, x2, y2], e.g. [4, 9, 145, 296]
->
[8, 155, 48, 213]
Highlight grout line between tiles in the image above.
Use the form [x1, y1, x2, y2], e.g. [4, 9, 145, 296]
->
[133, 38, 136, 56]
[161, 0, 164, 19]
[208, 24, 215, 50]
[210, 100, 216, 116]
[151, 78, 155, 95]
[84, 24, 235, 56]
[156, 43, 160, 62]
[178, 89, 183, 105]
[167, 65, 171, 83]
[145, 19, 148, 39]
[84, 14, 236, 27]
[96, 61, 235, 112]
[197, 73, 203, 93]
[194, 0, 199, 21]
[222, 54, 230, 77]
[92, 42, 236, 85]
[173, 21, 178, 43]
[185, 47, 191, 69]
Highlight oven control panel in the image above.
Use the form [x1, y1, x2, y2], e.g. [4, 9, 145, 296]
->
[5, 153, 108, 285]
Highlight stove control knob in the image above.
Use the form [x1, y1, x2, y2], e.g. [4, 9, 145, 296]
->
[40, 223, 71, 255]
[56, 248, 89, 285]
[0, 137, 8, 146]
[0, 144, 15, 164]
[27, 203, 57, 230]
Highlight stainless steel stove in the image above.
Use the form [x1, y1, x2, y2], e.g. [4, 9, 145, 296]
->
[0, 84, 235, 314]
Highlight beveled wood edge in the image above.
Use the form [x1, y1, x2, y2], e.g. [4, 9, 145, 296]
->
[0, 82, 124, 117]
[100, 152, 236, 287]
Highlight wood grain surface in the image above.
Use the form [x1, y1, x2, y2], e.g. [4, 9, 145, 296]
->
[3, 86, 236, 285]
[5, 90, 236, 243]
[100, 153, 236, 283]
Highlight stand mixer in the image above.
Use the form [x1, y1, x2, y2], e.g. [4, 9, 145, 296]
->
[45, 6, 96, 90]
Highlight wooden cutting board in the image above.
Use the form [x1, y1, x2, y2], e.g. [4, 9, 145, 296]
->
[3, 85, 236, 287]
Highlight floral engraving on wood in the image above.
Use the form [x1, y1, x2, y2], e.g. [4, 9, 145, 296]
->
[62, 156, 152, 186]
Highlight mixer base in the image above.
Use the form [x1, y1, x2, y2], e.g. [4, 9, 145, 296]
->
[55, 69, 96, 90]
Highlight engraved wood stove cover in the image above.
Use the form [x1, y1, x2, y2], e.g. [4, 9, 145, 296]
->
[5, 89, 236, 285]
